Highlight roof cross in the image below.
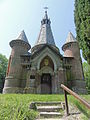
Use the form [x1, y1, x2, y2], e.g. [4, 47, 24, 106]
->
[44, 7, 48, 13]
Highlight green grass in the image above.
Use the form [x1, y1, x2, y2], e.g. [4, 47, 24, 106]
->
[0, 94, 90, 120]
[68, 95, 90, 120]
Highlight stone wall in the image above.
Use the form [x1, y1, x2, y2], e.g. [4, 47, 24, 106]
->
[3, 40, 30, 93]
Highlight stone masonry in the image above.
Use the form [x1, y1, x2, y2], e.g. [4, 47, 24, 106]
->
[3, 10, 87, 94]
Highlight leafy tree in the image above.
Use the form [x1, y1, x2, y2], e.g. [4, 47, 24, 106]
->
[83, 62, 90, 93]
[0, 54, 8, 93]
[74, 0, 90, 64]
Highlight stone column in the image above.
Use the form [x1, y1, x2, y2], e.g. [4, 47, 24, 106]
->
[52, 74, 55, 93]
[36, 73, 41, 94]
[52, 71, 58, 94]
[24, 69, 36, 93]
[57, 67, 67, 93]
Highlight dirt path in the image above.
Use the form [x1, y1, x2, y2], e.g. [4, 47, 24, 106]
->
[61, 104, 82, 120]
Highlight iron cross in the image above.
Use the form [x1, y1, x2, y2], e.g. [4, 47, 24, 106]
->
[44, 7, 48, 13]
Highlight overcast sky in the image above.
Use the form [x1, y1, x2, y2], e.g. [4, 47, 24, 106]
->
[0, 0, 85, 62]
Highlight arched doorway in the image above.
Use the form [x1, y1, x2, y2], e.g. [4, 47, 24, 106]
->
[40, 56, 54, 94]
[41, 73, 52, 94]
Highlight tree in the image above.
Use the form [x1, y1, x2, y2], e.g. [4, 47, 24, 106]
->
[83, 62, 90, 93]
[74, 0, 90, 64]
[0, 54, 8, 93]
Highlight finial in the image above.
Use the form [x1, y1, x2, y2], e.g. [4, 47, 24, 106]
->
[44, 7, 48, 13]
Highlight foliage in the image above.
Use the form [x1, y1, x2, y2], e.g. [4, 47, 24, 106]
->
[83, 62, 90, 93]
[0, 94, 90, 119]
[74, 0, 90, 64]
[0, 94, 39, 120]
[0, 54, 8, 92]
[68, 95, 90, 119]
[0, 94, 64, 120]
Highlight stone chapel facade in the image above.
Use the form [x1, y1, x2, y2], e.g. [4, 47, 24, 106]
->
[3, 11, 86, 94]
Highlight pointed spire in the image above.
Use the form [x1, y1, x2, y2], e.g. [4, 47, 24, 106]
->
[43, 10, 48, 20]
[35, 10, 55, 46]
[17, 30, 29, 43]
[65, 32, 76, 43]
[43, 7, 48, 19]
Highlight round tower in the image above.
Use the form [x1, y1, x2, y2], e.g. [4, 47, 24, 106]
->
[3, 30, 31, 93]
[62, 32, 87, 94]
[62, 32, 83, 80]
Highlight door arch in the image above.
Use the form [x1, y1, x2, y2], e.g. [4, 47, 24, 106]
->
[41, 73, 52, 94]
[40, 56, 54, 70]
[37, 52, 57, 71]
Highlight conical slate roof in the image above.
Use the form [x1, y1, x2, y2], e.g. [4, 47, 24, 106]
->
[35, 11, 55, 46]
[62, 32, 77, 51]
[17, 30, 29, 43]
[9, 30, 31, 50]
[65, 32, 76, 43]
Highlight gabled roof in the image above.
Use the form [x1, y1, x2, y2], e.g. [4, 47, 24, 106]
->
[17, 30, 29, 43]
[31, 44, 63, 60]
[35, 11, 55, 46]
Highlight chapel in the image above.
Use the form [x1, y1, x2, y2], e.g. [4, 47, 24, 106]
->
[3, 10, 86, 94]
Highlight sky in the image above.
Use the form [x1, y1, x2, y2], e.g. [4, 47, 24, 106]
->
[0, 0, 85, 62]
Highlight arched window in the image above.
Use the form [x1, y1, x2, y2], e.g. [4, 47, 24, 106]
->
[40, 56, 54, 70]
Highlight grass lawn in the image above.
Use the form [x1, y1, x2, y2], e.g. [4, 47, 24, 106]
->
[0, 94, 90, 120]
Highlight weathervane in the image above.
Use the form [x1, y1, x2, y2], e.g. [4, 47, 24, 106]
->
[44, 7, 48, 13]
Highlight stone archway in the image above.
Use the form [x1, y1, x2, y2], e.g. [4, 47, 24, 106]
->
[37, 52, 57, 71]
[40, 56, 54, 70]
[39, 56, 54, 94]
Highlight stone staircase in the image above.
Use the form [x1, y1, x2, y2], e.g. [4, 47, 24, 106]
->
[36, 102, 65, 119]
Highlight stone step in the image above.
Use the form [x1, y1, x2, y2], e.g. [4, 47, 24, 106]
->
[37, 106, 62, 112]
[36, 118, 64, 120]
[35, 102, 61, 106]
[40, 112, 62, 118]
[37, 119, 62, 120]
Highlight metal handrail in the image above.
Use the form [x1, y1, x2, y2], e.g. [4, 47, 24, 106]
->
[61, 84, 90, 115]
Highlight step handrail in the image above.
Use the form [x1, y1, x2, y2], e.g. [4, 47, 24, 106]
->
[61, 84, 90, 115]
